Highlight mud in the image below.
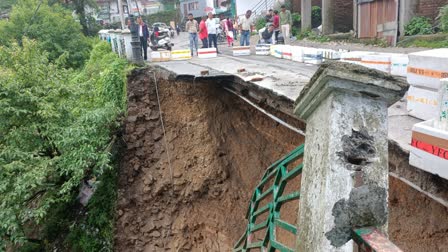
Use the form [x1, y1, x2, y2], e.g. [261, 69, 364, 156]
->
[114, 68, 304, 251]
[389, 176, 448, 252]
[115, 67, 448, 252]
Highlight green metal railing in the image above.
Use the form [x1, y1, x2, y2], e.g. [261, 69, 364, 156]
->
[233, 144, 304, 252]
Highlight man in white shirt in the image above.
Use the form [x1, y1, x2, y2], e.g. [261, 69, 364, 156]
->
[239, 10, 254, 46]
[205, 12, 219, 53]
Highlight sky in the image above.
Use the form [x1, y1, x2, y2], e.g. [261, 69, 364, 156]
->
[236, 0, 259, 15]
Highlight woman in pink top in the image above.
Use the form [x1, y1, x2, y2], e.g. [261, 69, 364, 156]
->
[225, 18, 234, 47]
[199, 16, 208, 48]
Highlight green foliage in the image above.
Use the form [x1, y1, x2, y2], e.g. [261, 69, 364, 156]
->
[142, 10, 178, 25]
[291, 12, 301, 36]
[398, 33, 448, 48]
[437, 5, 448, 32]
[0, 0, 91, 68]
[404, 16, 433, 36]
[0, 0, 16, 11]
[0, 39, 127, 250]
[311, 6, 321, 28]
[255, 17, 267, 31]
[65, 163, 119, 252]
[298, 30, 330, 42]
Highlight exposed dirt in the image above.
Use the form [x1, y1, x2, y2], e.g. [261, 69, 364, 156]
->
[389, 177, 448, 252]
[114, 68, 304, 251]
[115, 67, 448, 252]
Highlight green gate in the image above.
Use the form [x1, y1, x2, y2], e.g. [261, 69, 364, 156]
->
[233, 145, 304, 252]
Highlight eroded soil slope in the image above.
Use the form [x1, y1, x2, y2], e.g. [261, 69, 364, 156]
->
[114, 68, 304, 251]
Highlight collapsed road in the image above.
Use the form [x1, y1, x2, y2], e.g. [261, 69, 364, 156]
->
[114, 41, 448, 251]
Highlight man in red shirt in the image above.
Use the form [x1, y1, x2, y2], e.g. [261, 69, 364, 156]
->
[273, 10, 280, 44]
[199, 16, 208, 48]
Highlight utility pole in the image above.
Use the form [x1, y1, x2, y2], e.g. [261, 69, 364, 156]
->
[118, 0, 125, 29]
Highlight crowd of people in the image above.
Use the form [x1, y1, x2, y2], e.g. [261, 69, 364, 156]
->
[184, 5, 293, 56]
[131, 5, 293, 59]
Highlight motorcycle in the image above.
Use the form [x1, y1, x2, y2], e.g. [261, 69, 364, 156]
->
[149, 30, 174, 51]
[169, 27, 175, 38]
[217, 25, 225, 43]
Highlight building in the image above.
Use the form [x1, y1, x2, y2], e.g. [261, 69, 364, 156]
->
[179, 0, 235, 19]
[95, 0, 164, 24]
[296, 0, 448, 46]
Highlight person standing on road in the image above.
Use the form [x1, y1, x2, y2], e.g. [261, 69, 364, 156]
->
[225, 17, 234, 47]
[206, 12, 219, 53]
[265, 9, 273, 24]
[239, 10, 254, 46]
[137, 16, 150, 60]
[233, 17, 239, 41]
[199, 16, 208, 48]
[279, 5, 292, 45]
[186, 13, 199, 56]
[273, 10, 280, 44]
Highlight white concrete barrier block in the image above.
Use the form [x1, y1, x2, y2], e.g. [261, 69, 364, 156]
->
[198, 48, 217, 58]
[255, 44, 270, 56]
[233, 46, 251, 56]
[150, 51, 171, 62]
[340, 51, 372, 65]
[407, 85, 439, 120]
[436, 78, 448, 131]
[361, 54, 391, 74]
[272, 45, 282, 58]
[407, 49, 448, 90]
[410, 119, 448, 180]
[390, 54, 409, 77]
[282, 45, 292, 60]
[171, 49, 192, 61]
[303, 48, 323, 65]
[291, 46, 303, 62]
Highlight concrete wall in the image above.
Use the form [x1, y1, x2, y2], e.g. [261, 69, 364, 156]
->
[399, 0, 448, 36]
[291, 0, 322, 13]
[417, 0, 448, 21]
[292, 0, 352, 32]
[334, 0, 353, 32]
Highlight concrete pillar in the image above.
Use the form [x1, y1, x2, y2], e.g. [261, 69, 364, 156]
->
[122, 29, 133, 61]
[399, 0, 418, 37]
[353, 0, 357, 36]
[294, 62, 408, 252]
[301, 0, 312, 31]
[322, 0, 334, 34]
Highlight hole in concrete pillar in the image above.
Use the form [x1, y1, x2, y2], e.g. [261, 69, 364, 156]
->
[340, 128, 376, 166]
[359, 91, 380, 98]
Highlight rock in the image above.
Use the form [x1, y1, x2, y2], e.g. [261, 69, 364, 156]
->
[150, 230, 161, 238]
[118, 209, 124, 216]
[152, 128, 164, 141]
[149, 111, 160, 121]
[141, 221, 156, 233]
[127, 116, 138, 123]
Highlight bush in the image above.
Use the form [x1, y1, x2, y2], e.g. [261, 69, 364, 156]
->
[437, 5, 448, 33]
[0, 39, 128, 250]
[312, 6, 321, 28]
[291, 12, 301, 36]
[405, 16, 433, 36]
[255, 17, 267, 31]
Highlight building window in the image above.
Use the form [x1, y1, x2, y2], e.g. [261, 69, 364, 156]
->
[188, 2, 199, 10]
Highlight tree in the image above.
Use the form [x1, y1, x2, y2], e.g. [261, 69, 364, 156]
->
[72, 0, 99, 36]
[0, 39, 127, 250]
[0, 0, 91, 68]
